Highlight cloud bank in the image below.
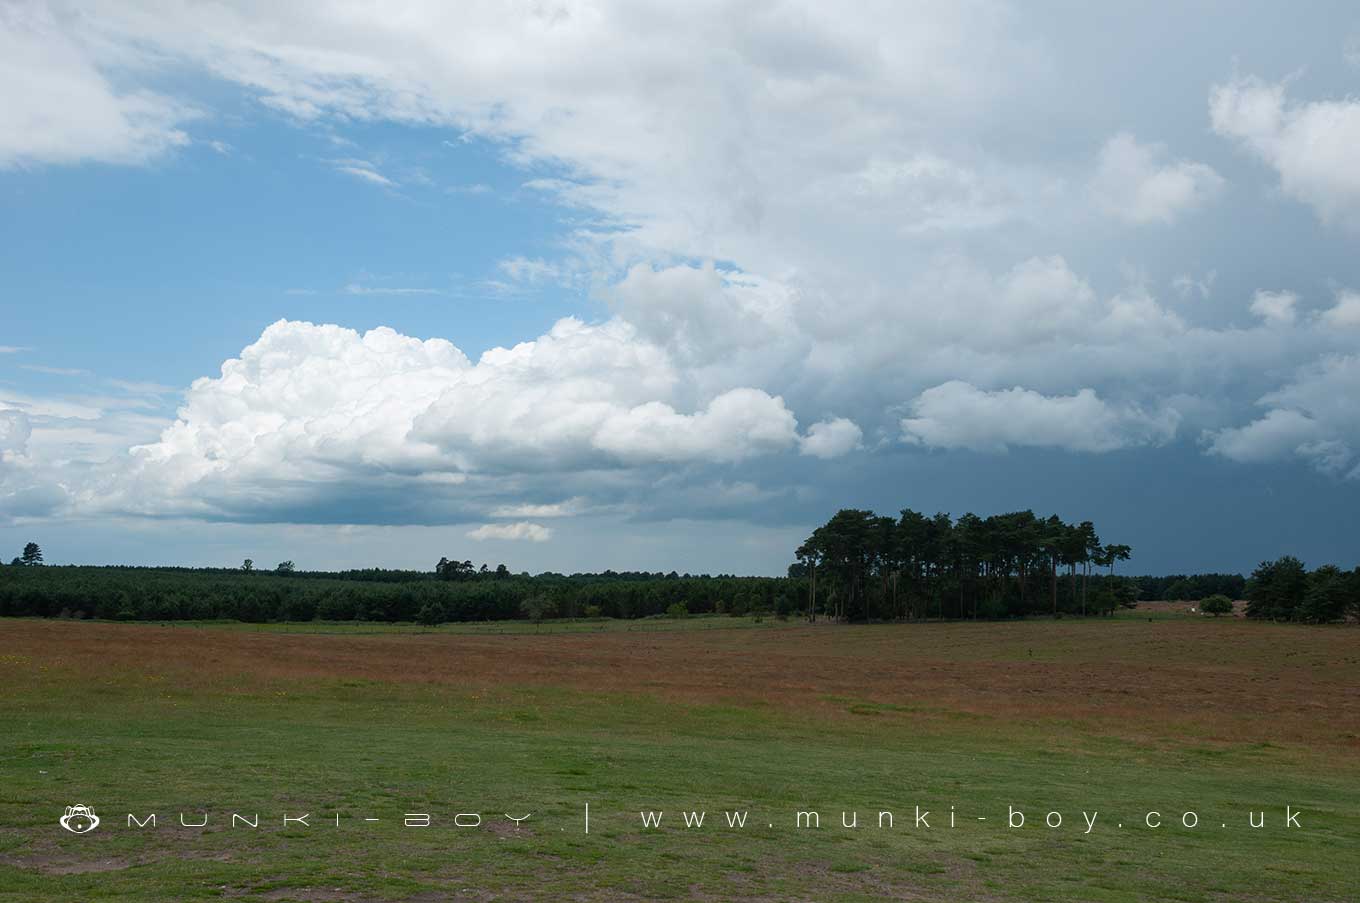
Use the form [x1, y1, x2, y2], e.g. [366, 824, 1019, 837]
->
[3, 1, 1360, 545]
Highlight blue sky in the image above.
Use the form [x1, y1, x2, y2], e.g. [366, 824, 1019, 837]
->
[2, 1, 1360, 575]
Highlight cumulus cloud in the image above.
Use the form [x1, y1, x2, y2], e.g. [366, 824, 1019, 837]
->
[799, 418, 862, 459]
[96, 318, 840, 521]
[1211, 75, 1360, 226]
[467, 522, 552, 542]
[589, 389, 799, 464]
[901, 381, 1179, 453]
[0, 406, 84, 522]
[1091, 133, 1224, 224]
[1206, 355, 1360, 478]
[1206, 409, 1327, 463]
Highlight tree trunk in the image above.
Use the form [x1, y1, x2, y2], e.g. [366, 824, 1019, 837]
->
[1050, 558, 1058, 616]
[809, 563, 816, 623]
[1081, 562, 1089, 616]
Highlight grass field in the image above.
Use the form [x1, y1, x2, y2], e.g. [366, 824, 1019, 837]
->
[1, 613, 1357, 901]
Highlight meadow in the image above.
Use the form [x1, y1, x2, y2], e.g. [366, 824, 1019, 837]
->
[1, 612, 1357, 901]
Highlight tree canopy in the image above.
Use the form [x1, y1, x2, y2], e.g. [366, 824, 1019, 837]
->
[795, 508, 1133, 621]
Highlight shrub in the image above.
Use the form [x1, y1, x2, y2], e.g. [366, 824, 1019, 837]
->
[1201, 595, 1233, 617]
[665, 601, 688, 619]
[520, 594, 553, 623]
[416, 600, 445, 626]
[977, 595, 1007, 620]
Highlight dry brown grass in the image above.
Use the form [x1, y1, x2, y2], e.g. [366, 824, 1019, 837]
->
[5, 617, 1358, 748]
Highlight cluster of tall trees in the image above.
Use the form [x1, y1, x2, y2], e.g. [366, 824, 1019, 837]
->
[1245, 557, 1360, 623]
[793, 509, 1133, 621]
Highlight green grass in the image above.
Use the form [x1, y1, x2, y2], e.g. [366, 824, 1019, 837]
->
[1, 616, 1356, 901]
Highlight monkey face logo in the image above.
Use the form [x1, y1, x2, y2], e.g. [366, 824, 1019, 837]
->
[59, 805, 99, 834]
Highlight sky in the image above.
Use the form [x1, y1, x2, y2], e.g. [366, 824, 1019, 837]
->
[2, 0, 1359, 575]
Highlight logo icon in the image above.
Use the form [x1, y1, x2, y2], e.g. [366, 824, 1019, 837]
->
[59, 805, 99, 834]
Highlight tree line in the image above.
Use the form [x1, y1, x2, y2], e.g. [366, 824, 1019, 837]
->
[3, 537, 1356, 624]
[0, 562, 797, 624]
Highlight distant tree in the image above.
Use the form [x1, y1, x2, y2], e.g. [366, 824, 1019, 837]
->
[436, 558, 475, 581]
[241, 558, 254, 573]
[1299, 565, 1350, 623]
[275, 560, 295, 574]
[1245, 556, 1307, 620]
[665, 601, 689, 618]
[1201, 595, 1233, 617]
[1349, 568, 1360, 622]
[1078, 521, 1100, 615]
[8, 558, 20, 567]
[1111, 577, 1139, 610]
[520, 594, 553, 624]
[416, 599, 445, 626]
[1104, 544, 1132, 576]
[20, 542, 43, 566]
[495, 563, 510, 580]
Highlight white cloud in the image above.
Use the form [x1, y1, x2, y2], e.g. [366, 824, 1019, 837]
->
[1319, 291, 1360, 329]
[341, 283, 441, 296]
[489, 501, 577, 519]
[799, 418, 862, 459]
[0, 409, 32, 454]
[337, 167, 394, 187]
[1206, 355, 1360, 477]
[901, 381, 1179, 453]
[9, 1, 1360, 526]
[331, 160, 396, 187]
[1250, 290, 1298, 326]
[0, 4, 191, 168]
[19, 364, 90, 377]
[498, 256, 565, 285]
[96, 318, 834, 520]
[37, 0, 1045, 282]
[1172, 270, 1216, 300]
[1211, 75, 1360, 226]
[589, 388, 799, 464]
[467, 522, 552, 542]
[1090, 133, 1223, 224]
[1205, 408, 1326, 463]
